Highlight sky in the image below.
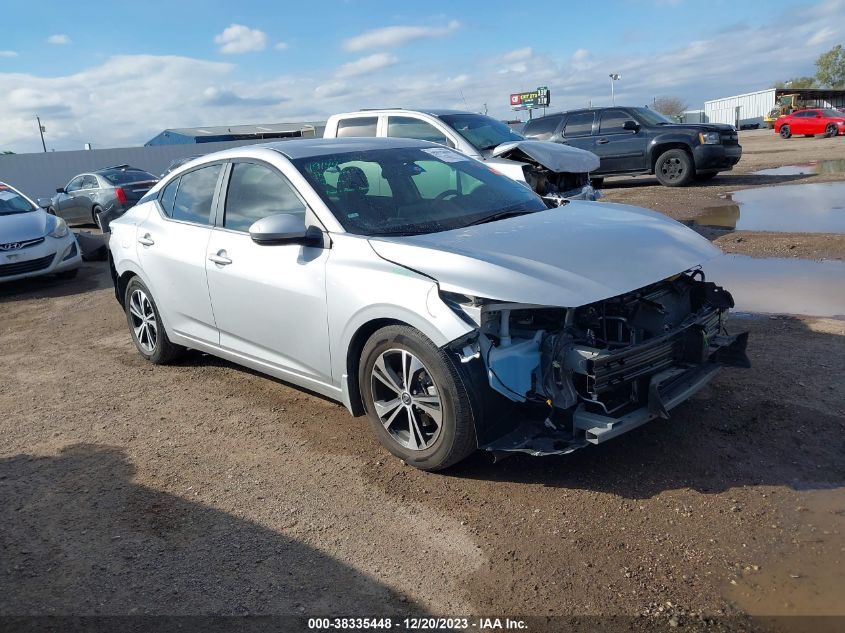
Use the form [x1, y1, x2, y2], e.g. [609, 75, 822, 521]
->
[1, 0, 842, 153]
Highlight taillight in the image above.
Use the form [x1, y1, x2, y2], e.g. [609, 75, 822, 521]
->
[115, 187, 127, 204]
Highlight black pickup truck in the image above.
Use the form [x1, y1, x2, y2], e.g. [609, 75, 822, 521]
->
[522, 106, 742, 187]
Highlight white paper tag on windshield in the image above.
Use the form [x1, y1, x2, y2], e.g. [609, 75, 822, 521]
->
[421, 147, 467, 163]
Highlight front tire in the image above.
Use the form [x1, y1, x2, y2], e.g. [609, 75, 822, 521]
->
[359, 325, 477, 471]
[92, 205, 104, 230]
[780, 125, 792, 139]
[654, 149, 694, 187]
[825, 124, 838, 138]
[124, 277, 185, 364]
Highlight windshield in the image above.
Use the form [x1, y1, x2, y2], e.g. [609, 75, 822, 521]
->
[102, 170, 157, 185]
[822, 109, 843, 118]
[0, 184, 36, 215]
[437, 114, 524, 151]
[294, 146, 547, 236]
[631, 107, 675, 125]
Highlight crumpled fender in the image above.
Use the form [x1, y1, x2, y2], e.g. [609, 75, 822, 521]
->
[491, 140, 600, 173]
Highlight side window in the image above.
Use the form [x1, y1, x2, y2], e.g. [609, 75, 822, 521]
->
[336, 117, 378, 138]
[522, 115, 563, 140]
[159, 178, 179, 217]
[387, 116, 449, 145]
[82, 175, 99, 189]
[562, 112, 595, 138]
[66, 176, 84, 192]
[598, 109, 632, 134]
[224, 162, 306, 232]
[171, 164, 222, 224]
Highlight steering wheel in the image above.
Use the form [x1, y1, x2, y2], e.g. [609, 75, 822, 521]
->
[435, 189, 460, 201]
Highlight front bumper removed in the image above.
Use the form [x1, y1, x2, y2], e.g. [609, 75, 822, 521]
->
[481, 330, 749, 457]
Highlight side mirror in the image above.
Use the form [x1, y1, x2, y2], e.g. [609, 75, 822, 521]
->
[249, 213, 323, 247]
[622, 120, 640, 131]
[56, 187, 65, 194]
[36, 197, 52, 208]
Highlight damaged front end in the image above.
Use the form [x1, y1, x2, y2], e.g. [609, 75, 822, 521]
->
[443, 270, 750, 457]
[489, 140, 602, 202]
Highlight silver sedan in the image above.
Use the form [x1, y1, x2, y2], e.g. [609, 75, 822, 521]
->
[108, 138, 748, 471]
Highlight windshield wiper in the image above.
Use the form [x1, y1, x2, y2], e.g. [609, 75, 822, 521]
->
[464, 208, 537, 227]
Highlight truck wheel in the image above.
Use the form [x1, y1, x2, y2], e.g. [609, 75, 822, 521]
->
[359, 325, 477, 471]
[654, 149, 693, 187]
[780, 125, 791, 139]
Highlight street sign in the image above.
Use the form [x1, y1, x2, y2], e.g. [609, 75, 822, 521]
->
[509, 86, 550, 110]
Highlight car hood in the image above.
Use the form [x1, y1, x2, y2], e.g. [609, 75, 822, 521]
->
[368, 202, 720, 307]
[488, 140, 600, 173]
[0, 209, 48, 241]
[657, 123, 735, 133]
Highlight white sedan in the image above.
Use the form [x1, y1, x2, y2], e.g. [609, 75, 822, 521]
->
[0, 181, 82, 282]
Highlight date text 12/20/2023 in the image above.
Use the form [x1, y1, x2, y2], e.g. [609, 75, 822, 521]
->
[307, 617, 529, 630]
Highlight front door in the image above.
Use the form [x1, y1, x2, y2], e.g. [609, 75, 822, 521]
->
[56, 176, 86, 223]
[135, 163, 223, 344]
[205, 160, 332, 384]
[593, 109, 646, 172]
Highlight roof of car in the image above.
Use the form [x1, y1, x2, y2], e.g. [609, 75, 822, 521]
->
[344, 108, 477, 117]
[266, 136, 436, 159]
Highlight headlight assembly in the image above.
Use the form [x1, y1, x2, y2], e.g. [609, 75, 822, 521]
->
[698, 131, 721, 145]
[47, 216, 69, 238]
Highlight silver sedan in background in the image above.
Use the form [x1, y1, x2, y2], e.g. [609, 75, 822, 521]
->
[108, 138, 748, 471]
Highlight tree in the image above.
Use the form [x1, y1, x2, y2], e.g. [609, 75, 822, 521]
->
[652, 96, 688, 119]
[815, 44, 845, 88]
[773, 76, 816, 89]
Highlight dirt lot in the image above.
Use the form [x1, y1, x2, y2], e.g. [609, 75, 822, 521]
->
[1, 130, 843, 631]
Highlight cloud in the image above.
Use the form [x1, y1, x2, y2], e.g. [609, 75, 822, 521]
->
[807, 25, 836, 46]
[0, 50, 18, 58]
[214, 24, 267, 54]
[500, 47, 533, 63]
[336, 53, 398, 78]
[343, 20, 459, 51]
[274, 41, 289, 51]
[47, 34, 72, 45]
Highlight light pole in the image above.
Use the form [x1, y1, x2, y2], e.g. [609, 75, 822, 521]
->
[36, 115, 47, 153]
[609, 73, 621, 106]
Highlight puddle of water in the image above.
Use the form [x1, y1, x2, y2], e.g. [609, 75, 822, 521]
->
[694, 181, 845, 233]
[725, 488, 845, 627]
[704, 255, 845, 317]
[753, 159, 845, 176]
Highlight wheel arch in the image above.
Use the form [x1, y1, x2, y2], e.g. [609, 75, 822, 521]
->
[649, 141, 694, 173]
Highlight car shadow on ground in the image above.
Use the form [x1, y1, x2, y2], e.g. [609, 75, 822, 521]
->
[0, 262, 110, 303]
[0, 444, 422, 619]
[446, 316, 845, 499]
[602, 172, 813, 190]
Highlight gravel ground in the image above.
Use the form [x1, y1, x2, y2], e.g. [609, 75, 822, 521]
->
[1, 131, 843, 632]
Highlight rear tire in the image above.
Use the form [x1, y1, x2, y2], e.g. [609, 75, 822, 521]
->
[124, 277, 185, 364]
[358, 325, 477, 471]
[654, 149, 694, 187]
[92, 205, 103, 230]
[825, 124, 838, 138]
[780, 125, 792, 139]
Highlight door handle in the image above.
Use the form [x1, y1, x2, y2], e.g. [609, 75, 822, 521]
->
[596, 138, 609, 144]
[138, 234, 154, 246]
[208, 251, 232, 266]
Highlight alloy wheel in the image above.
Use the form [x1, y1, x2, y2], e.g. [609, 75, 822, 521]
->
[370, 348, 442, 451]
[129, 289, 158, 354]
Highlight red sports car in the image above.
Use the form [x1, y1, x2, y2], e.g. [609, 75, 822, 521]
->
[774, 108, 845, 138]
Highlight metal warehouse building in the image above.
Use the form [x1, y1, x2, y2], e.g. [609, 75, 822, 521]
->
[145, 121, 325, 146]
[704, 88, 845, 128]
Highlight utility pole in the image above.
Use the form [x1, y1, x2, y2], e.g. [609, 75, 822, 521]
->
[36, 115, 47, 152]
[609, 73, 621, 106]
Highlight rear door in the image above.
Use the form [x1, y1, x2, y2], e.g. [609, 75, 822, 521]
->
[205, 160, 332, 383]
[593, 109, 646, 172]
[558, 111, 596, 155]
[791, 111, 811, 134]
[136, 163, 224, 344]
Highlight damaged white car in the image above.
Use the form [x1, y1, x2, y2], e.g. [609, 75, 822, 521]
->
[323, 109, 601, 202]
[108, 138, 748, 471]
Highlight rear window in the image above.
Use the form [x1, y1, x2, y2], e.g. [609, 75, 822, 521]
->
[0, 184, 36, 215]
[101, 170, 157, 185]
[336, 117, 378, 138]
[522, 115, 563, 140]
[562, 112, 594, 137]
